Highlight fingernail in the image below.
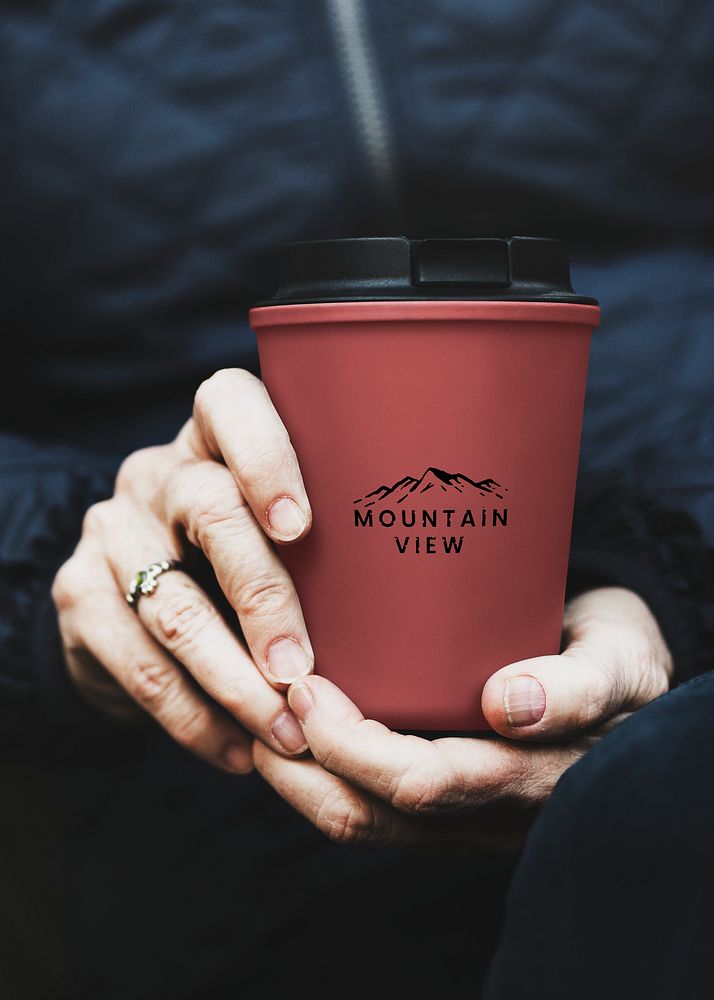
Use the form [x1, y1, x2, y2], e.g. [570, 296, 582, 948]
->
[271, 710, 308, 754]
[266, 637, 312, 683]
[223, 742, 253, 774]
[288, 683, 313, 722]
[504, 676, 546, 727]
[267, 496, 307, 541]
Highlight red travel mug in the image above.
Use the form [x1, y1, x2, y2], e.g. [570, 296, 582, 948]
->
[250, 238, 600, 731]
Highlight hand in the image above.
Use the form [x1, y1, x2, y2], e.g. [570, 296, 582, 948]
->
[254, 588, 672, 849]
[52, 369, 315, 773]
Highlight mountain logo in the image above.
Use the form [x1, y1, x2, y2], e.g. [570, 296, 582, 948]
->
[352, 467, 510, 555]
[353, 467, 507, 507]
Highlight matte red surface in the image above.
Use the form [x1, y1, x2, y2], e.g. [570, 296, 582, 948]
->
[250, 300, 599, 731]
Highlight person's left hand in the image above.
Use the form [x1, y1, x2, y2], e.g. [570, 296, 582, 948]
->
[253, 587, 672, 850]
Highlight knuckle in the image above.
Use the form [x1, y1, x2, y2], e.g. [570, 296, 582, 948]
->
[194, 372, 223, 413]
[227, 367, 261, 389]
[175, 459, 215, 499]
[234, 439, 290, 485]
[315, 789, 374, 845]
[578, 690, 613, 729]
[579, 684, 612, 727]
[194, 369, 254, 418]
[573, 650, 623, 726]
[480, 754, 528, 806]
[237, 576, 292, 622]
[115, 448, 156, 494]
[153, 583, 218, 654]
[52, 558, 84, 610]
[633, 664, 670, 706]
[189, 486, 246, 550]
[630, 634, 673, 700]
[81, 500, 114, 536]
[390, 755, 463, 816]
[649, 669, 671, 700]
[128, 660, 177, 711]
[313, 719, 380, 775]
[170, 704, 212, 754]
[193, 377, 219, 423]
[314, 740, 340, 774]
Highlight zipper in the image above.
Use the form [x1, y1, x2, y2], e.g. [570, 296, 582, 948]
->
[325, 0, 402, 229]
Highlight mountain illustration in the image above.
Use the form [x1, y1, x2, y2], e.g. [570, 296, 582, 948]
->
[353, 467, 508, 506]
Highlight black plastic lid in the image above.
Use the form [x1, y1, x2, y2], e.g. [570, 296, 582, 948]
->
[257, 237, 597, 306]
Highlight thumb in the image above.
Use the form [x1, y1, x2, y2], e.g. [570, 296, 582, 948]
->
[481, 587, 671, 741]
[481, 651, 617, 741]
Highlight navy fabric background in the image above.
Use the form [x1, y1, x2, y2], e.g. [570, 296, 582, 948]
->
[2, 1, 713, 505]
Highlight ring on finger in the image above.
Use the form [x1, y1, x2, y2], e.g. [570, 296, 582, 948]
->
[126, 559, 183, 611]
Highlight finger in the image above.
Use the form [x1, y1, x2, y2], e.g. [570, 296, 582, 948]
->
[253, 741, 544, 851]
[63, 643, 143, 723]
[253, 740, 421, 846]
[95, 490, 309, 756]
[481, 587, 671, 741]
[131, 569, 309, 757]
[161, 459, 315, 689]
[63, 564, 253, 774]
[192, 369, 312, 543]
[287, 676, 568, 814]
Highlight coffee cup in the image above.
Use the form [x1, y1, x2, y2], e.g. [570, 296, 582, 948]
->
[250, 237, 599, 731]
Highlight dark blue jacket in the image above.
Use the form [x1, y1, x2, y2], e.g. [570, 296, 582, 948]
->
[1, 0, 712, 755]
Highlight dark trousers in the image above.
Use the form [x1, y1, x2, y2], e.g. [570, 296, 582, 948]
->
[485, 671, 714, 1000]
[1, 673, 712, 1000]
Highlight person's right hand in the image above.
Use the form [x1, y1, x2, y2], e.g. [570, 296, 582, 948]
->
[52, 369, 315, 774]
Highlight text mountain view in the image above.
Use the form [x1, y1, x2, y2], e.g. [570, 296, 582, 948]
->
[354, 467, 507, 507]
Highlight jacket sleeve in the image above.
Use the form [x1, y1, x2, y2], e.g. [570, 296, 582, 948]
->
[0, 433, 121, 758]
[566, 478, 714, 685]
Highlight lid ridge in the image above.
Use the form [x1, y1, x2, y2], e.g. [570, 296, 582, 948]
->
[258, 237, 596, 306]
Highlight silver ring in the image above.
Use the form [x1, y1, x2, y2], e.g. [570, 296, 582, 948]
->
[126, 559, 182, 611]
